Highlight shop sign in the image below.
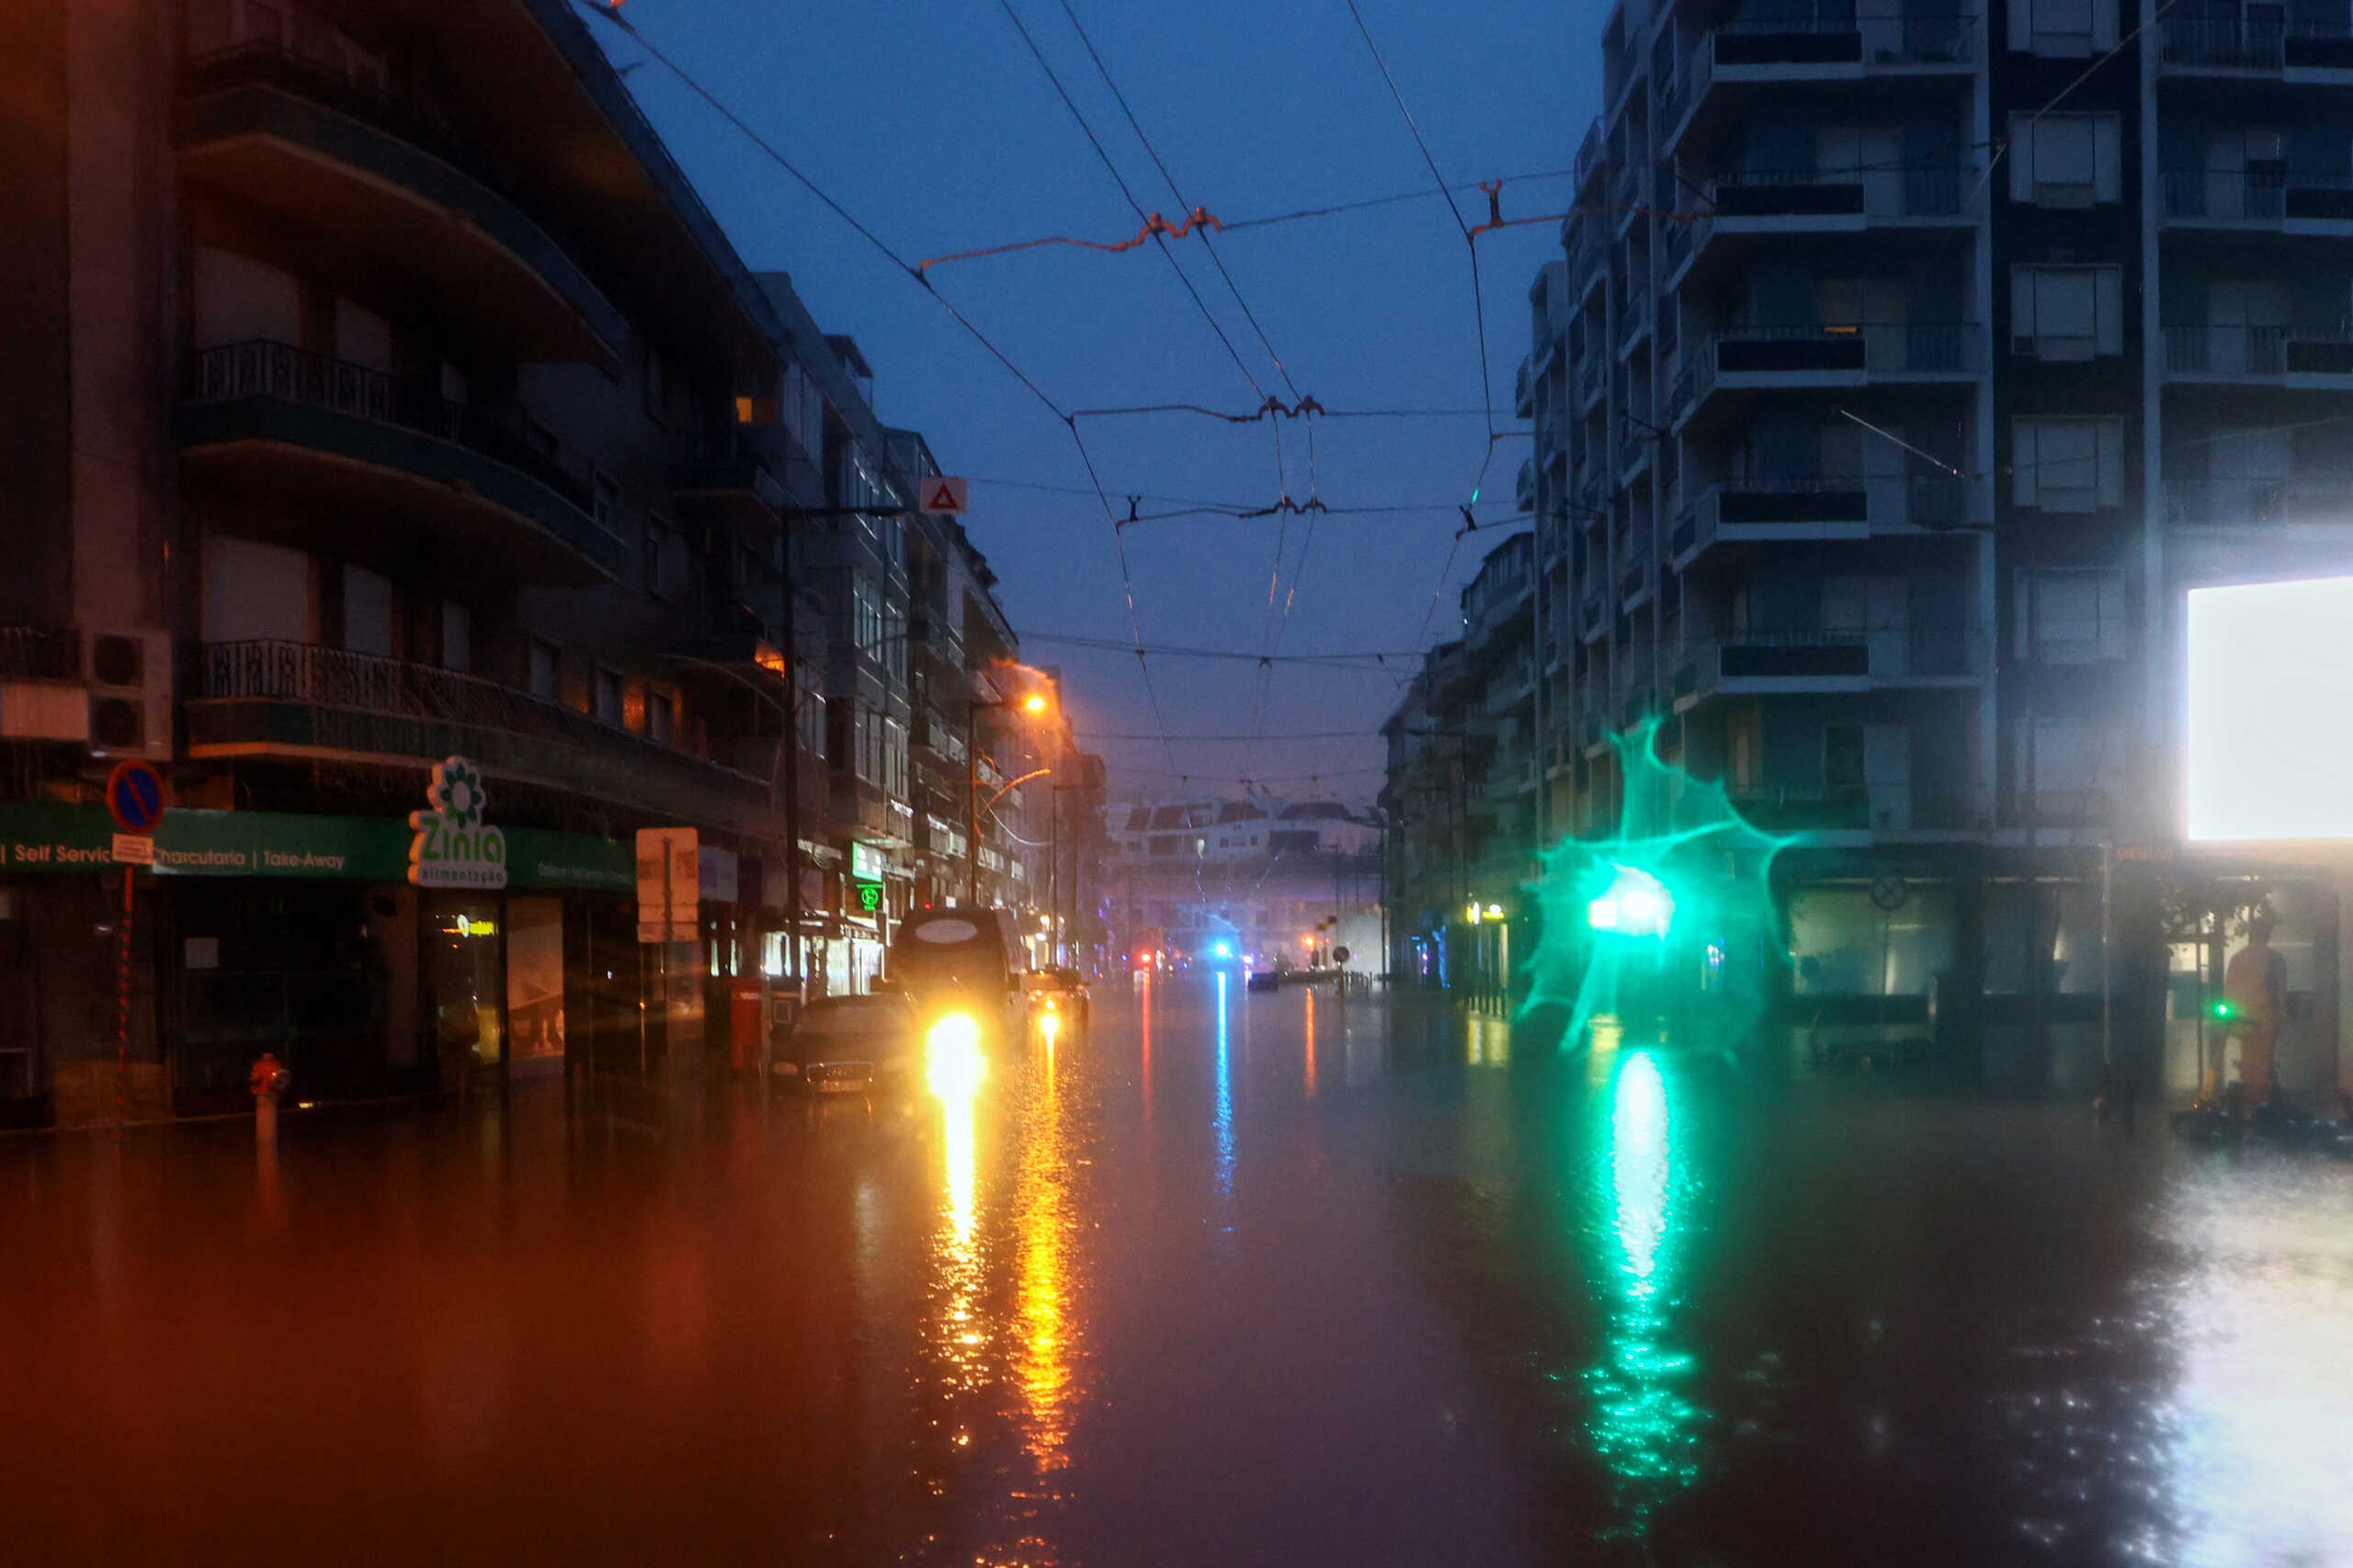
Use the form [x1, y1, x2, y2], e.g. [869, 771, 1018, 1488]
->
[850, 841, 888, 882]
[0, 801, 630, 889]
[636, 826, 699, 943]
[853, 879, 884, 915]
[408, 757, 507, 890]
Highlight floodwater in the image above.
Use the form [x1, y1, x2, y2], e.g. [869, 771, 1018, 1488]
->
[4, 976, 2351, 1566]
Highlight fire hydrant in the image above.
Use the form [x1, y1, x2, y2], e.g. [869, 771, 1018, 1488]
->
[250, 1053, 291, 1143]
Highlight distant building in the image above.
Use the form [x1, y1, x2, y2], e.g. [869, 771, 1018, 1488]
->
[1105, 796, 1381, 970]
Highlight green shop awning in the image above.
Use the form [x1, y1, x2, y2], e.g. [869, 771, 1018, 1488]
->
[0, 802, 631, 891]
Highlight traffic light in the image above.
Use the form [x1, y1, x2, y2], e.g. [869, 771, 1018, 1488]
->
[2209, 996, 2241, 1024]
[1586, 864, 1674, 938]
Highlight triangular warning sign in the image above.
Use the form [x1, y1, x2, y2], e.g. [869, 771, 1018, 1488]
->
[926, 481, 962, 512]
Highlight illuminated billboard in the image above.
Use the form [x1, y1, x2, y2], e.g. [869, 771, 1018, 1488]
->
[2186, 576, 2353, 841]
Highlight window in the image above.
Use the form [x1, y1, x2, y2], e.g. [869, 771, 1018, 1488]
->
[798, 689, 827, 760]
[2013, 416, 2125, 511]
[642, 343, 669, 426]
[2018, 715, 2121, 824]
[2008, 113, 2121, 206]
[439, 600, 472, 673]
[883, 719, 909, 799]
[2007, 0, 2116, 55]
[529, 638, 561, 701]
[594, 666, 624, 726]
[592, 471, 620, 530]
[2016, 571, 2130, 663]
[643, 517, 689, 602]
[342, 564, 394, 657]
[782, 360, 825, 460]
[852, 576, 885, 659]
[2011, 265, 2124, 358]
[647, 689, 676, 746]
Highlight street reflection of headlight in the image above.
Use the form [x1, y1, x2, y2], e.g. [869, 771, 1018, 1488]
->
[1040, 1011, 1060, 1046]
[926, 1013, 986, 1097]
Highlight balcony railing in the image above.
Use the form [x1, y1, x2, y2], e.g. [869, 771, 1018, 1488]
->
[1666, 12, 1972, 131]
[188, 340, 603, 520]
[2159, 16, 2282, 68]
[188, 639, 773, 826]
[0, 628, 80, 681]
[1727, 786, 1872, 832]
[1673, 472, 1970, 557]
[2165, 479, 2353, 528]
[1680, 322, 1978, 409]
[2165, 324, 2353, 376]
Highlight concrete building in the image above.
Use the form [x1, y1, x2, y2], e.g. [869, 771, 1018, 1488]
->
[1390, 0, 2353, 1095]
[0, 0, 1049, 1122]
[1381, 534, 1540, 994]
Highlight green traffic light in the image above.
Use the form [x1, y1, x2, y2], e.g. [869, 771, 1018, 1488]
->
[1587, 864, 1675, 938]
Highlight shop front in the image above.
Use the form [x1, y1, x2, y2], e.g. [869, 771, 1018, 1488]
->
[0, 801, 633, 1121]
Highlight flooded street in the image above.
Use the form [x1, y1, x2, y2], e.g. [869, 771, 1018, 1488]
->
[6, 977, 2351, 1566]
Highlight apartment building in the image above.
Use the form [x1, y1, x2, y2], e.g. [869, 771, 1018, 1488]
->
[1381, 534, 1541, 994]
[0, 0, 1048, 1122]
[1483, 0, 2353, 1090]
[1107, 795, 1383, 971]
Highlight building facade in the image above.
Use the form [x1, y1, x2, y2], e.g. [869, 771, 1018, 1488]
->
[1381, 534, 1540, 994]
[1390, 0, 2353, 1095]
[0, 0, 1072, 1123]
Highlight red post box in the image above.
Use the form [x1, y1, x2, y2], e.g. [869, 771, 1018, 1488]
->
[729, 979, 767, 1072]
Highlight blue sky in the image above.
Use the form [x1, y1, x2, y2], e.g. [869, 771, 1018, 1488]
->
[585, 0, 1600, 802]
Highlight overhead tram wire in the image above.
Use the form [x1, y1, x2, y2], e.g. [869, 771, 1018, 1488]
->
[574, 0, 1183, 774]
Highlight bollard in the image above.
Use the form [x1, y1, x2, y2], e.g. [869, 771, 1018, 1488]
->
[249, 1053, 290, 1144]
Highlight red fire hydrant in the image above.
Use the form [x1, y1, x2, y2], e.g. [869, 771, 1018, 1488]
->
[250, 1053, 291, 1142]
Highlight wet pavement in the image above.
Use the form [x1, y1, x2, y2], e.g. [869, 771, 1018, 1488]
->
[5, 976, 2352, 1566]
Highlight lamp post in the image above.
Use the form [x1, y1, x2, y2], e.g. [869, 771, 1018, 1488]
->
[966, 688, 1051, 906]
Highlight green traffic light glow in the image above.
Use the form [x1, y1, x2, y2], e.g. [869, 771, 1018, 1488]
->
[1587, 864, 1675, 937]
[2210, 996, 2241, 1023]
[1523, 715, 1798, 1051]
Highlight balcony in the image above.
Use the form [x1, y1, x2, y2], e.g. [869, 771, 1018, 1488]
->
[179, 341, 626, 585]
[1677, 322, 1981, 427]
[1580, 593, 1608, 642]
[2158, 17, 2353, 74]
[1662, 14, 1974, 153]
[1670, 166, 1971, 288]
[2166, 479, 2353, 531]
[2160, 166, 2353, 229]
[671, 428, 790, 531]
[1516, 457, 1539, 512]
[2163, 324, 2353, 384]
[1671, 473, 1972, 568]
[176, 40, 623, 363]
[1675, 625, 1980, 707]
[187, 640, 776, 835]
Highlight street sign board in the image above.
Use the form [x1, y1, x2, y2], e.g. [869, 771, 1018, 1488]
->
[635, 826, 699, 943]
[110, 833, 154, 866]
[104, 760, 166, 835]
[916, 476, 969, 515]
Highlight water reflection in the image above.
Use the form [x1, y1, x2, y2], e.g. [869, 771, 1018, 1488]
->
[2161, 1168, 2353, 1566]
[1013, 1027, 1078, 1470]
[928, 1035, 988, 1426]
[1213, 972, 1235, 1200]
[1585, 1049, 1702, 1535]
[1303, 988, 1319, 1098]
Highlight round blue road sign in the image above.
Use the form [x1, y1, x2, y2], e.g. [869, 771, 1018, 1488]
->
[106, 760, 166, 835]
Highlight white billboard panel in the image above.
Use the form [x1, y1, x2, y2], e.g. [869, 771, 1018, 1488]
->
[2186, 576, 2353, 841]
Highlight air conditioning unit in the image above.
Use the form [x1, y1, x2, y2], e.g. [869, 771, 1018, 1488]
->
[85, 630, 173, 758]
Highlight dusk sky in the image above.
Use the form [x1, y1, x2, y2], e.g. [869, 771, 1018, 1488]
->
[583, 0, 1596, 804]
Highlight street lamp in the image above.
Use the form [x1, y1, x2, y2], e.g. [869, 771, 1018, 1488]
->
[966, 680, 1055, 906]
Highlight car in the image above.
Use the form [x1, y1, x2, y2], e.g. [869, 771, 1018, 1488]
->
[771, 994, 922, 1093]
[1026, 967, 1091, 1029]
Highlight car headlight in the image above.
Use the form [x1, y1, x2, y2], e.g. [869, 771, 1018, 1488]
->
[925, 1013, 985, 1097]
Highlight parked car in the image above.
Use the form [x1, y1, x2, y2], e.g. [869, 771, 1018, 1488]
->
[771, 994, 922, 1093]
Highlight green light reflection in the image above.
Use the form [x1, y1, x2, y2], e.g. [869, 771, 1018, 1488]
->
[1585, 1049, 1704, 1528]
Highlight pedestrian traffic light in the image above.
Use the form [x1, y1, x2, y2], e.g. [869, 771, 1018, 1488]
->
[1586, 864, 1674, 938]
